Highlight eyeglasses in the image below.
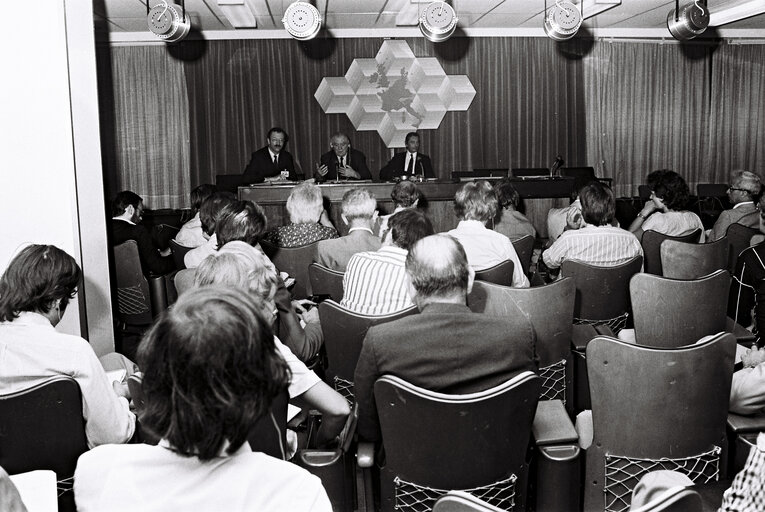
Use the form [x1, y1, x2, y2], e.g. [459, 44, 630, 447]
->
[728, 187, 750, 193]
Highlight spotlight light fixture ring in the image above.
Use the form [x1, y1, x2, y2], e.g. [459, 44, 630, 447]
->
[282, 1, 322, 41]
[543, 0, 583, 41]
[419, 1, 459, 43]
[147, 0, 191, 43]
[667, 0, 709, 40]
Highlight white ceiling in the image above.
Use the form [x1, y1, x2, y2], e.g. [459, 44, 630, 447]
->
[94, 0, 765, 41]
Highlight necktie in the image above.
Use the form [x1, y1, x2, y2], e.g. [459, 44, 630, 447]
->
[340, 157, 344, 168]
[407, 155, 414, 175]
[273, 154, 278, 166]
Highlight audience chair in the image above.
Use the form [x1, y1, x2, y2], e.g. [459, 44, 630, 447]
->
[370, 372, 540, 512]
[0, 377, 88, 512]
[468, 278, 575, 412]
[725, 411, 765, 477]
[318, 300, 418, 404]
[638, 185, 652, 201]
[433, 491, 509, 512]
[174, 268, 196, 296]
[660, 238, 728, 280]
[630, 270, 730, 348]
[726, 223, 760, 274]
[474, 260, 514, 287]
[585, 333, 736, 512]
[511, 235, 535, 276]
[308, 262, 344, 302]
[629, 484, 703, 512]
[696, 184, 730, 228]
[168, 239, 194, 270]
[641, 230, 702, 275]
[260, 239, 319, 299]
[113, 240, 167, 325]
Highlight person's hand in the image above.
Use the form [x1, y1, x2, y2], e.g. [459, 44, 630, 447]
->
[639, 201, 659, 218]
[0, 466, 27, 512]
[316, 164, 329, 177]
[300, 307, 320, 325]
[338, 165, 360, 179]
[112, 380, 130, 400]
[741, 347, 765, 368]
[566, 209, 584, 230]
[292, 299, 316, 314]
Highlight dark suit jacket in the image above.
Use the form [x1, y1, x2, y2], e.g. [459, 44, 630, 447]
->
[315, 148, 371, 182]
[315, 229, 382, 271]
[242, 146, 297, 182]
[111, 219, 175, 276]
[379, 152, 434, 182]
[354, 302, 537, 442]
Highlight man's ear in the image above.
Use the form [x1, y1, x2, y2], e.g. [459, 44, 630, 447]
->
[126, 204, 135, 217]
[466, 267, 475, 294]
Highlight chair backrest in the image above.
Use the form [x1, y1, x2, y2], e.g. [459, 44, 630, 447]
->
[511, 235, 534, 276]
[375, 372, 540, 510]
[726, 223, 760, 273]
[468, 279, 575, 407]
[638, 185, 652, 201]
[260, 239, 318, 299]
[630, 270, 730, 348]
[113, 240, 154, 325]
[318, 300, 418, 401]
[560, 167, 597, 192]
[584, 333, 735, 512]
[308, 262, 345, 301]
[433, 491, 510, 512]
[169, 239, 194, 270]
[0, 377, 88, 479]
[629, 485, 703, 512]
[641, 229, 702, 275]
[474, 259, 514, 287]
[560, 256, 643, 324]
[660, 238, 728, 280]
[174, 268, 197, 296]
[696, 183, 729, 214]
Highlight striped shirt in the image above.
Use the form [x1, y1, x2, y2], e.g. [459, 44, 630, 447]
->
[542, 225, 643, 269]
[341, 246, 412, 315]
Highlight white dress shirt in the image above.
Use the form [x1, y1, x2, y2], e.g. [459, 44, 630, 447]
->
[542, 225, 643, 269]
[175, 212, 208, 248]
[184, 233, 218, 268]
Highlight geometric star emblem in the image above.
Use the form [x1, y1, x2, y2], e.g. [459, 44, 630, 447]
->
[315, 40, 476, 148]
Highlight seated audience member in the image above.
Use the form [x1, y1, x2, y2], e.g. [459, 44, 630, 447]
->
[0, 245, 135, 447]
[542, 182, 642, 269]
[217, 205, 323, 364]
[194, 246, 350, 445]
[183, 191, 237, 268]
[447, 181, 530, 287]
[354, 234, 537, 442]
[629, 170, 706, 242]
[729, 346, 765, 415]
[174, 184, 216, 248]
[709, 170, 761, 241]
[242, 127, 297, 183]
[492, 178, 536, 240]
[315, 188, 381, 271]
[314, 132, 371, 182]
[264, 182, 338, 248]
[74, 287, 331, 511]
[378, 132, 434, 182]
[111, 191, 174, 276]
[0, 466, 26, 512]
[547, 187, 583, 244]
[341, 210, 433, 315]
[729, 197, 765, 328]
[377, 180, 422, 238]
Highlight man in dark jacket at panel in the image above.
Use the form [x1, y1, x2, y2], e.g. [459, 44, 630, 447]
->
[314, 132, 371, 182]
[111, 191, 174, 276]
[379, 131, 434, 182]
[242, 127, 298, 182]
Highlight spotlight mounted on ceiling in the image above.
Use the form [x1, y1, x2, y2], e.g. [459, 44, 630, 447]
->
[419, 1, 459, 42]
[282, 1, 322, 41]
[147, 0, 191, 43]
[667, 0, 709, 40]
[544, 0, 583, 41]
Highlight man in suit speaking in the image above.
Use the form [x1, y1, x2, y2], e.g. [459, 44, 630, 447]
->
[379, 131, 434, 182]
[242, 127, 297, 182]
[314, 132, 371, 182]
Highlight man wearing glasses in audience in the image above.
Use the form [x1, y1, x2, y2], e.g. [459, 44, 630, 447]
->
[708, 170, 761, 241]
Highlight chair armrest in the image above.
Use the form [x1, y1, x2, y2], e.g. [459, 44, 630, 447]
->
[727, 411, 765, 434]
[533, 400, 578, 446]
[727, 317, 756, 346]
[357, 442, 375, 468]
[571, 324, 601, 352]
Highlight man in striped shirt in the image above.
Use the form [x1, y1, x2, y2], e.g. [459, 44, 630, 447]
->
[543, 181, 642, 269]
[341, 209, 433, 315]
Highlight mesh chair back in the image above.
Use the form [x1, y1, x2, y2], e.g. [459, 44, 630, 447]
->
[261, 240, 318, 299]
[318, 300, 418, 403]
[660, 238, 728, 280]
[560, 256, 643, 329]
[511, 235, 534, 276]
[174, 268, 196, 296]
[630, 270, 730, 348]
[169, 239, 194, 270]
[584, 333, 734, 512]
[308, 263, 345, 301]
[375, 372, 539, 510]
[474, 260, 514, 287]
[641, 230, 702, 275]
[726, 223, 760, 273]
[113, 240, 154, 325]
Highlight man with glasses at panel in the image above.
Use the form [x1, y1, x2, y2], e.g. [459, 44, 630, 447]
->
[314, 132, 371, 182]
[242, 127, 298, 182]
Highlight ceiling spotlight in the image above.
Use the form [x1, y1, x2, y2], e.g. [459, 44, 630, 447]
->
[419, 2, 459, 43]
[667, 0, 709, 40]
[282, 1, 322, 41]
[147, 0, 191, 43]
[544, 0, 583, 41]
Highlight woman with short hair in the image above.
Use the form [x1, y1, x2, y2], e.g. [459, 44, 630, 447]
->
[264, 182, 338, 247]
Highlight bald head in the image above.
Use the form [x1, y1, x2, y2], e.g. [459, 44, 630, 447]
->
[406, 234, 473, 304]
